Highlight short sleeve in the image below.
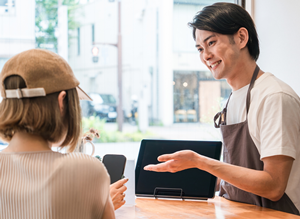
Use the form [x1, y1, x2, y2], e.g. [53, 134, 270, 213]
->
[258, 92, 300, 159]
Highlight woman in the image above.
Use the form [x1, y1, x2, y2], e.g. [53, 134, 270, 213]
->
[0, 49, 123, 219]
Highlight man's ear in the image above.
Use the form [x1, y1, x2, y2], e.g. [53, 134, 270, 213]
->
[58, 91, 67, 116]
[235, 27, 249, 49]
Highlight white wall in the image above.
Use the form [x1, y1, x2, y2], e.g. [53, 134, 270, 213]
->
[254, 0, 300, 95]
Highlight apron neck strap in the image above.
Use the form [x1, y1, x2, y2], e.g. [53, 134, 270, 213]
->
[246, 65, 260, 114]
[213, 65, 260, 128]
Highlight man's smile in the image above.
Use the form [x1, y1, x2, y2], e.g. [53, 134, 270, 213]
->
[209, 60, 222, 69]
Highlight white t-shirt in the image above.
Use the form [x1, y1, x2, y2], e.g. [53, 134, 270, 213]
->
[226, 72, 300, 212]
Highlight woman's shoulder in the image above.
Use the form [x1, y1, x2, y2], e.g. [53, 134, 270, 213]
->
[55, 152, 109, 179]
[49, 152, 111, 208]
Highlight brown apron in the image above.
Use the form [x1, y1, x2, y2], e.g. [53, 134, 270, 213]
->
[214, 65, 299, 215]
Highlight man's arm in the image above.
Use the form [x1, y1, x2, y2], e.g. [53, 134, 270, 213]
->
[144, 150, 294, 201]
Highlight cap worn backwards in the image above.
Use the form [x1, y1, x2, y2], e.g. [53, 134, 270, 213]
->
[0, 49, 92, 101]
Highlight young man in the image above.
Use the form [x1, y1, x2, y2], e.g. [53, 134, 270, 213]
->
[144, 3, 300, 215]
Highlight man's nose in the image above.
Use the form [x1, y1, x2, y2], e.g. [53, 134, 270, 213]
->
[202, 49, 212, 61]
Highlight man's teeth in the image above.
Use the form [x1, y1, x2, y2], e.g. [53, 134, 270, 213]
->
[211, 61, 221, 68]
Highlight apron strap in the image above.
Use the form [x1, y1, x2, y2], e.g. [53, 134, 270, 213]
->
[246, 65, 260, 114]
[214, 94, 231, 128]
[214, 108, 228, 128]
[213, 65, 260, 128]
[214, 111, 222, 128]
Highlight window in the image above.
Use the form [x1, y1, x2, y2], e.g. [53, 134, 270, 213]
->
[0, 0, 15, 15]
[1, 0, 242, 155]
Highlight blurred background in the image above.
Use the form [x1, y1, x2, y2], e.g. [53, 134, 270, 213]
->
[1, 0, 299, 154]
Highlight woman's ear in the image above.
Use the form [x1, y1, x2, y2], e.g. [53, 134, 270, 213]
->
[58, 91, 67, 116]
[235, 27, 249, 49]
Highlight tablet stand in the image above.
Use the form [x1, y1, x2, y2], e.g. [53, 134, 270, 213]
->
[154, 187, 184, 200]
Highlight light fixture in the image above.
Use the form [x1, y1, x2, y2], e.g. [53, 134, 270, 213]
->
[183, 82, 188, 87]
[92, 46, 99, 56]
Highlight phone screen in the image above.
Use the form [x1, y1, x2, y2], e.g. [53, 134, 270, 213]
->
[102, 154, 127, 184]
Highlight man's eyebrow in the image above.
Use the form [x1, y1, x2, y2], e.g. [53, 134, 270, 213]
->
[195, 34, 216, 48]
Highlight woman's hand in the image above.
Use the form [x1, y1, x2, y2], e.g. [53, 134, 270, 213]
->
[110, 178, 128, 210]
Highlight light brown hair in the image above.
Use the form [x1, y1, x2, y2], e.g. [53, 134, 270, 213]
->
[0, 75, 82, 152]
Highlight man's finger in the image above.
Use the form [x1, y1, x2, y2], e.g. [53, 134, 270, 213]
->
[143, 164, 155, 171]
[157, 154, 174, 162]
[144, 163, 169, 172]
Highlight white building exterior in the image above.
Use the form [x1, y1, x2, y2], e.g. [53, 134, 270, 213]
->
[0, 0, 35, 69]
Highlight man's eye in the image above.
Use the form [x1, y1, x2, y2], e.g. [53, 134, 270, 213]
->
[208, 41, 215, 46]
[198, 48, 203, 53]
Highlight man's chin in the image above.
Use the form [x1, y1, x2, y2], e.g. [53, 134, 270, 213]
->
[211, 73, 223, 80]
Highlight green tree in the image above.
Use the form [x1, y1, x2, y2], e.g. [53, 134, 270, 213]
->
[35, 0, 81, 52]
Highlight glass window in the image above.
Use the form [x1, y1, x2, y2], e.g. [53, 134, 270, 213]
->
[1, 0, 240, 155]
[173, 70, 231, 123]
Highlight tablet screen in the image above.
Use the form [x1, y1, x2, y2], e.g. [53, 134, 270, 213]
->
[135, 140, 222, 199]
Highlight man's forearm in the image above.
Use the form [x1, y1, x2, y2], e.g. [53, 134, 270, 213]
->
[197, 154, 293, 201]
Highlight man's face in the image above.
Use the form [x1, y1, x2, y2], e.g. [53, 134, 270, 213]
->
[195, 29, 240, 80]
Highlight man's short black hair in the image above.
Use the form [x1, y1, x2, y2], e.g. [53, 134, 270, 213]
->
[188, 3, 259, 61]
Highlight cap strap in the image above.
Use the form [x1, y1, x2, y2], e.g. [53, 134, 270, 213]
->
[5, 88, 46, 99]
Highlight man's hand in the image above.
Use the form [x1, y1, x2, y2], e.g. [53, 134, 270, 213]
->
[110, 178, 128, 210]
[144, 150, 201, 173]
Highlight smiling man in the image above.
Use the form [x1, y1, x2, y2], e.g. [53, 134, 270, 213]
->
[144, 2, 300, 215]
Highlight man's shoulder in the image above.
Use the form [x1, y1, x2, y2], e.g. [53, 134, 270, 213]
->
[253, 72, 300, 100]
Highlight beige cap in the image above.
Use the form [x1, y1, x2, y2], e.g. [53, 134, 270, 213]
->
[0, 49, 92, 101]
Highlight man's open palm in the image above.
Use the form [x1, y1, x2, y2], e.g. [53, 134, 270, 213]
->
[144, 150, 199, 173]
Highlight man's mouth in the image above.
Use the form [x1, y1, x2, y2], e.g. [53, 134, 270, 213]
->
[210, 60, 222, 69]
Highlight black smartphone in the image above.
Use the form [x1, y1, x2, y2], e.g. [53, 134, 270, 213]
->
[102, 154, 127, 184]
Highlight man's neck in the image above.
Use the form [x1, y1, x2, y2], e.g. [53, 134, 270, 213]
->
[227, 60, 263, 91]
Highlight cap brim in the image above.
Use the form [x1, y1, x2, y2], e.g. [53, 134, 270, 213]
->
[76, 87, 92, 101]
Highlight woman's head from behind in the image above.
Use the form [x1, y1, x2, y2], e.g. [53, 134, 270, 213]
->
[0, 49, 90, 152]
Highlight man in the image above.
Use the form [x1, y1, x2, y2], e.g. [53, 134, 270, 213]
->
[144, 3, 300, 215]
